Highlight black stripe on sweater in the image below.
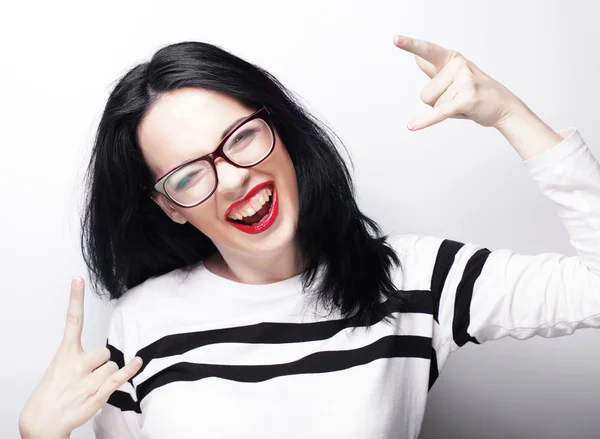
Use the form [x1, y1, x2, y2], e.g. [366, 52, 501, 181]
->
[453, 247, 491, 347]
[106, 341, 124, 368]
[107, 389, 141, 414]
[135, 334, 433, 403]
[106, 339, 136, 388]
[104, 291, 437, 411]
[131, 292, 434, 380]
[431, 239, 465, 324]
[428, 346, 439, 391]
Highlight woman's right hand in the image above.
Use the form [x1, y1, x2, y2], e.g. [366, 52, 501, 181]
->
[18, 278, 143, 439]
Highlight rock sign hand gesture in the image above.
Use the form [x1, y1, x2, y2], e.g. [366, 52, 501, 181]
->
[19, 278, 143, 439]
[393, 35, 523, 131]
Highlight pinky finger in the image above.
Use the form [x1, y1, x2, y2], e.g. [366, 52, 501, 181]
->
[407, 102, 461, 131]
[94, 357, 143, 402]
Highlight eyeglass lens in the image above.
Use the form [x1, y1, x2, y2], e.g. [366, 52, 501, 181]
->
[163, 118, 274, 206]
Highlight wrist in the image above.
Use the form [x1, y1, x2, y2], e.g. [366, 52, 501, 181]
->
[492, 100, 563, 161]
[493, 96, 533, 133]
[20, 425, 70, 439]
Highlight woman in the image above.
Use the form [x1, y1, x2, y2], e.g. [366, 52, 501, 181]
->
[19, 36, 600, 438]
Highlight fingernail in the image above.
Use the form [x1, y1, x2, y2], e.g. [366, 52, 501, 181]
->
[407, 120, 423, 130]
[394, 36, 406, 45]
[135, 356, 143, 365]
[72, 277, 83, 287]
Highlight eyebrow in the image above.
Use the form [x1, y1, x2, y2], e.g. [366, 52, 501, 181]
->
[160, 114, 250, 179]
[221, 115, 247, 139]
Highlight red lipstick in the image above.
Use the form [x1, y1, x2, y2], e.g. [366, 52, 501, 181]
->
[224, 181, 278, 234]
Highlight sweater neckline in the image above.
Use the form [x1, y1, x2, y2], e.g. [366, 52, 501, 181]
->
[199, 261, 305, 300]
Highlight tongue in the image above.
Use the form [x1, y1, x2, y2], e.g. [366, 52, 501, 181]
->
[238, 199, 271, 226]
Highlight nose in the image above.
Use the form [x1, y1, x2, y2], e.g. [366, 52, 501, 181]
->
[214, 157, 250, 198]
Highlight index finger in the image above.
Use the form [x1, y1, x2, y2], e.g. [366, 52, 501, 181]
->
[62, 277, 85, 350]
[393, 35, 454, 71]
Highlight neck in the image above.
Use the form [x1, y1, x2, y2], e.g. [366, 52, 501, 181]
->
[206, 239, 305, 285]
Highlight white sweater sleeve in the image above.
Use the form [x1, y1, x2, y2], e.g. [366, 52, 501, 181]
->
[91, 305, 142, 439]
[399, 127, 600, 367]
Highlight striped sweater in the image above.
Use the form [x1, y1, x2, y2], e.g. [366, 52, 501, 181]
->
[92, 126, 600, 438]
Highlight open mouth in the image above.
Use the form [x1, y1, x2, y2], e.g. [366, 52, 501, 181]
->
[226, 183, 275, 227]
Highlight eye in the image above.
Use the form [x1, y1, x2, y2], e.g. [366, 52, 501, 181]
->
[231, 129, 252, 144]
[176, 169, 204, 190]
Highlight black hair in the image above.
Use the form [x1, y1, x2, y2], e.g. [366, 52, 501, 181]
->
[80, 41, 417, 329]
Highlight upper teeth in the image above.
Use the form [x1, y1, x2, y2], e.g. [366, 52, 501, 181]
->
[227, 187, 273, 220]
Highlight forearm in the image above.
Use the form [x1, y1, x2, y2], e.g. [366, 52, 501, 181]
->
[494, 100, 565, 161]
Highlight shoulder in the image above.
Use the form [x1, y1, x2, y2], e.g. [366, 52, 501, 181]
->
[105, 265, 201, 351]
[112, 265, 198, 317]
[386, 231, 448, 289]
[386, 231, 446, 260]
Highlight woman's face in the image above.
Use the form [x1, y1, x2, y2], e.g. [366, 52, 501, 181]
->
[137, 86, 299, 259]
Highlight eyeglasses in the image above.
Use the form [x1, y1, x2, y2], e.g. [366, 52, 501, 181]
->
[149, 106, 276, 208]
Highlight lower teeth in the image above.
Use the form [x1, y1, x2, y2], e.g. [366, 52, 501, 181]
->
[236, 198, 273, 227]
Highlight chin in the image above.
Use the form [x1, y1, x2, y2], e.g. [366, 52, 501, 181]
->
[243, 214, 297, 255]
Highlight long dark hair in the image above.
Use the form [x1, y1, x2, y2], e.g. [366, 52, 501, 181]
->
[81, 41, 415, 328]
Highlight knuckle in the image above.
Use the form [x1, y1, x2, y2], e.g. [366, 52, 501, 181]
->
[107, 360, 119, 371]
[65, 312, 80, 326]
[465, 84, 478, 99]
[458, 70, 475, 87]
[425, 43, 436, 57]
[85, 379, 99, 398]
[91, 387, 107, 405]
[453, 51, 466, 62]
[453, 55, 469, 70]
[419, 89, 432, 105]
[80, 353, 91, 371]
[92, 382, 107, 401]
[106, 373, 122, 388]
[464, 65, 475, 79]
[75, 358, 87, 374]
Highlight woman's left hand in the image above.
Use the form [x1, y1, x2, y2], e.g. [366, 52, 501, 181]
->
[393, 35, 524, 131]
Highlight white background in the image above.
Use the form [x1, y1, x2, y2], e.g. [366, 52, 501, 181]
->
[2, 1, 599, 438]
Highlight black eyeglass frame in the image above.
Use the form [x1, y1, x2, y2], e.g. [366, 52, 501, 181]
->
[147, 105, 275, 208]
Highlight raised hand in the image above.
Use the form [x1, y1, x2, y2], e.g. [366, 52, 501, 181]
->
[18, 278, 143, 439]
[393, 35, 523, 131]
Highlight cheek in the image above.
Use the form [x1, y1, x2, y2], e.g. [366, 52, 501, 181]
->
[183, 201, 222, 232]
[272, 142, 297, 187]
[279, 161, 300, 218]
